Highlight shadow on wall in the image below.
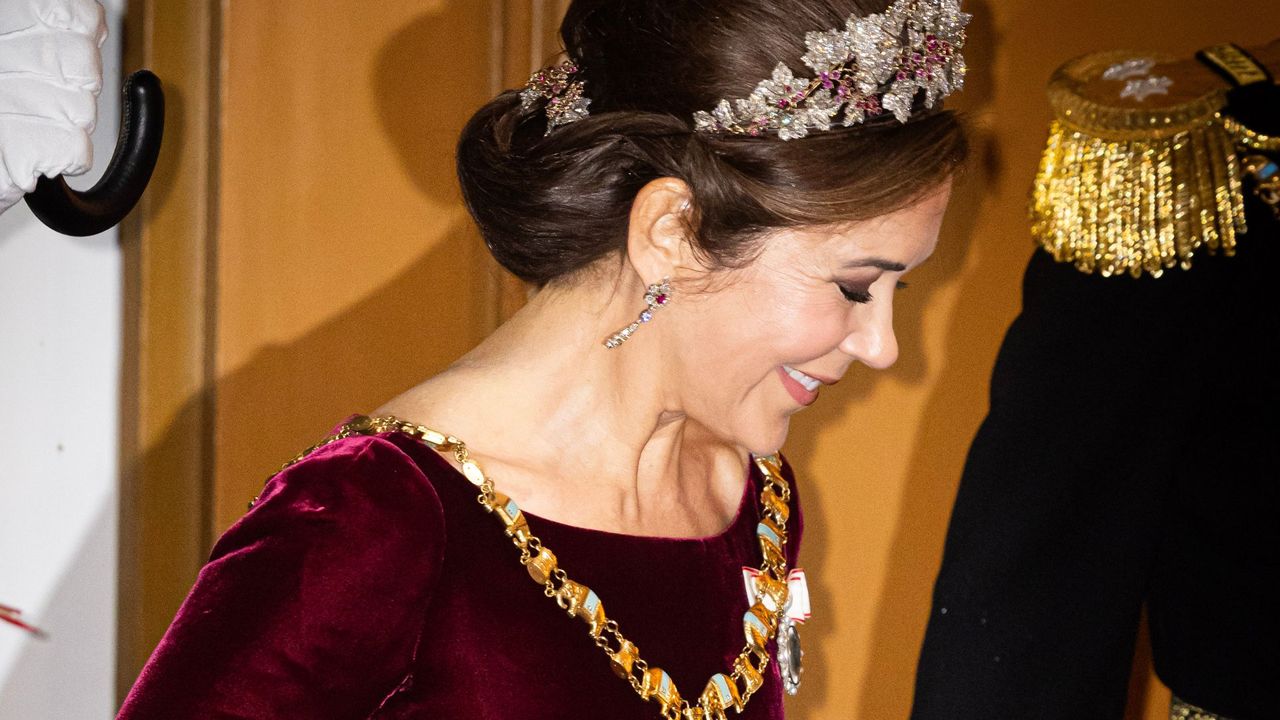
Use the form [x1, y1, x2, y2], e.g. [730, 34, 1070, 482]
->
[116, 3, 505, 696]
[782, 0, 1003, 714]
[213, 4, 502, 528]
[373, 6, 485, 204]
[853, 1, 1007, 716]
[1, 500, 116, 717]
[212, 218, 494, 522]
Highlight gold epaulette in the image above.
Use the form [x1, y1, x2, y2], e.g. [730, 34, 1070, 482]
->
[1029, 49, 1263, 278]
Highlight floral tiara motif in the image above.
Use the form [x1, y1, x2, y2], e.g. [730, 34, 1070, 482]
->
[519, 61, 591, 135]
[520, 0, 969, 141]
[694, 0, 970, 139]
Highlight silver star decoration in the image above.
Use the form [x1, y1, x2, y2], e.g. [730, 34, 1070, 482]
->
[1120, 75, 1173, 102]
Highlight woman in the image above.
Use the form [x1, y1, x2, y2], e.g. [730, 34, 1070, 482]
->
[117, 0, 968, 718]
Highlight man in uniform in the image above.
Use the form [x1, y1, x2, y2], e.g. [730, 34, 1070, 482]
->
[911, 43, 1279, 720]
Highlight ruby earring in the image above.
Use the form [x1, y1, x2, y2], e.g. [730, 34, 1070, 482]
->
[603, 278, 670, 349]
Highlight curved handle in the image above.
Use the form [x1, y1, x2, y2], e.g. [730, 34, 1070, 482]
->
[24, 69, 165, 237]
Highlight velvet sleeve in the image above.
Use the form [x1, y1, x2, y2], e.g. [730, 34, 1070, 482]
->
[117, 435, 446, 720]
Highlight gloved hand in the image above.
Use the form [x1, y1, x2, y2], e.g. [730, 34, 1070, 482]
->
[0, 0, 106, 214]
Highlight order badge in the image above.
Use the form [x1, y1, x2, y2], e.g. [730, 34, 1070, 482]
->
[743, 567, 810, 695]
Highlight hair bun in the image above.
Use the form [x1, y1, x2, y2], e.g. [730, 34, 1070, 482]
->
[456, 0, 969, 287]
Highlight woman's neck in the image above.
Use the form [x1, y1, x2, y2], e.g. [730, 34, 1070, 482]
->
[375, 277, 749, 537]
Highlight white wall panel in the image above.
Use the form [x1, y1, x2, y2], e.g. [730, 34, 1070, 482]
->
[0, 0, 124, 716]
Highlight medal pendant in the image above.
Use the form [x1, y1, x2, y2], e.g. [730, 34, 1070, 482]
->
[777, 617, 803, 696]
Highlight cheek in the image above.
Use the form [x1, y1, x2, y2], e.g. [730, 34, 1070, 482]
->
[670, 292, 775, 397]
[673, 277, 847, 389]
[677, 299, 772, 372]
[757, 292, 851, 362]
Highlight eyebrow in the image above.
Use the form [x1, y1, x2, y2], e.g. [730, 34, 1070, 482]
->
[842, 257, 907, 272]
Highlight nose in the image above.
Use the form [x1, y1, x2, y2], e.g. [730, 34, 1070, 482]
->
[839, 302, 899, 370]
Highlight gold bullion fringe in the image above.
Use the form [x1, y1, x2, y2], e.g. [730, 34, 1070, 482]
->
[1223, 113, 1280, 152]
[1030, 116, 1246, 278]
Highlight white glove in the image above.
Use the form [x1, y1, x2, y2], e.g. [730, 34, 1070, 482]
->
[0, 0, 106, 214]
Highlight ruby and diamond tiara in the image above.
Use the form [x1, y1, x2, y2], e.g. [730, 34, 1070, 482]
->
[520, 0, 969, 141]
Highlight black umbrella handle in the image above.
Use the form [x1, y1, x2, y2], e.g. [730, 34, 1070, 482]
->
[24, 69, 165, 237]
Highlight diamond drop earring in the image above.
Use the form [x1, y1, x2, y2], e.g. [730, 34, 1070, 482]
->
[603, 277, 671, 349]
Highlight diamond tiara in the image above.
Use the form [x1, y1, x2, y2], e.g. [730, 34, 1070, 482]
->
[693, 0, 970, 140]
[520, 0, 969, 141]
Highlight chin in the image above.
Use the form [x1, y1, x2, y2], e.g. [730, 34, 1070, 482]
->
[737, 416, 791, 458]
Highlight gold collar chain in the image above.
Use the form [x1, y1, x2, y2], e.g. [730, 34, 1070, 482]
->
[272, 415, 793, 720]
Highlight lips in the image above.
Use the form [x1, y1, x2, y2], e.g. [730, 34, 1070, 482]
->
[783, 365, 821, 391]
[777, 366, 820, 406]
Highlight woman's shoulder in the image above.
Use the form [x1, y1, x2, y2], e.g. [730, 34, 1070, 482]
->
[119, 422, 448, 718]
[223, 418, 449, 566]
[261, 420, 441, 509]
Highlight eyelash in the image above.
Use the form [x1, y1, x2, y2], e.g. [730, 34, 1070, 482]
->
[839, 286, 873, 303]
[838, 281, 910, 304]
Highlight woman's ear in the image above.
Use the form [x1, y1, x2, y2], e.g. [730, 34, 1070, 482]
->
[624, 177, 697, 283]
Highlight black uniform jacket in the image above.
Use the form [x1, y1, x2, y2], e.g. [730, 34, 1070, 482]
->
[910, 180, 1280, 718]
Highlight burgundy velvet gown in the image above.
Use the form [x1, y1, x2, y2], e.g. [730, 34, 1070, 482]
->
[116, 418, 804, 719]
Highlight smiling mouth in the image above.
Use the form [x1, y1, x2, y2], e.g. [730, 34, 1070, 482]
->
[778, 366, 820, 407]
[782, 365, 822, 392]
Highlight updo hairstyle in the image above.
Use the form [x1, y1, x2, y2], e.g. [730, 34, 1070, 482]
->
[456, 0, 969, 287]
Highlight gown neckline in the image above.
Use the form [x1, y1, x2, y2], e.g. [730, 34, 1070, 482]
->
[378, 421, 761, 545]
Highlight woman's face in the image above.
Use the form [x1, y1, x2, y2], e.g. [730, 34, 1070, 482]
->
[666, 181, 952, 455]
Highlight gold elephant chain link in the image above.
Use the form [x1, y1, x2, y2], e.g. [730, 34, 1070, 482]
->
[263, 415, 793, 720]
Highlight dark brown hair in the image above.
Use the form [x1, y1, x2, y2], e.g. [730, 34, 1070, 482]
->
[456, 0, 969, 286]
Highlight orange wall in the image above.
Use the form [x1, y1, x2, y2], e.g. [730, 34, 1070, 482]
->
[214, 0, 505, 527]
[214, 0, 569, 531]
[209, 2, 1280, 719]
